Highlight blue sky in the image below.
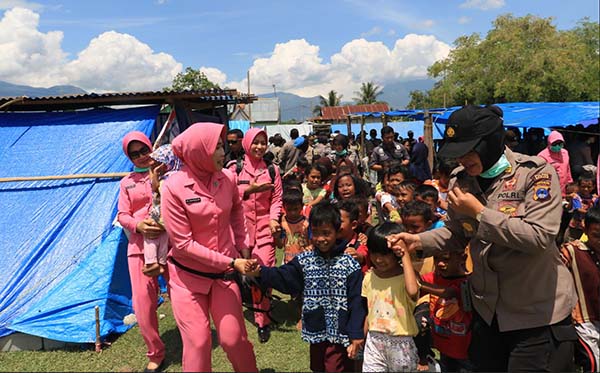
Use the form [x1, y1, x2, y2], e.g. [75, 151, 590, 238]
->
[0, 0, 597, 98]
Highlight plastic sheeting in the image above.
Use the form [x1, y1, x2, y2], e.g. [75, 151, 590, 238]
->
[0, 105, 160, 342]
[331, 121, 443, 140]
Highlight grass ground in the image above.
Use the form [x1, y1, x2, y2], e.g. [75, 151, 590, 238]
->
[0, 290, 310, 372]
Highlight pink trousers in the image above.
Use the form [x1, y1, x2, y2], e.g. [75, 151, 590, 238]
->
[128, 254, 165, 364]
[168, 263, 258, 372]
[251, 243, 276, 327]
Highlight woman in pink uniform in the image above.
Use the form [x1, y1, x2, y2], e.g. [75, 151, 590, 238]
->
[161, 122, 258, 372]
[231, 127, 282, 343]
[117, 131, 166, 372]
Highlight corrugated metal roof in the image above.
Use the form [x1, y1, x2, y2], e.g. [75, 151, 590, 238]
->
[0, 89, 256, 112]
[319, 103, 390, 120]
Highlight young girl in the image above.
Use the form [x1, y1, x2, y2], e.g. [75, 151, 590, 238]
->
[143, 144, 181, 276]
[302, 163, 327, 217]
[332, 172, 370, 202]
[362, 222, 419, 372]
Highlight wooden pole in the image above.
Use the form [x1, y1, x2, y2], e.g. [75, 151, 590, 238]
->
[95, 306, 101, 353]
[0, 172, 129, 183]
[424, 111, 434, 172]
[382, 113, 388, 127]
[346, 115, 352, 137]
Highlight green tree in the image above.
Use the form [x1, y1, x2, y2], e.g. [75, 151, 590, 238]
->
[353, 82, 384, 104]
[407, 90, 430, 109]
[313, 90, 343, 115]
[165, 67, 220, 91]
[425, 14, 599, 106]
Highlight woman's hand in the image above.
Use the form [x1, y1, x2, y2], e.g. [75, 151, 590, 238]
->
[243, 182, 274, 199]
[233, 258, 258, 273]
[447, 187, 484, 219]
[387, 232, 421, 256]
[136, 218, 164, 239]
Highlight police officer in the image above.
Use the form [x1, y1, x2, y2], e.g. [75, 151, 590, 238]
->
[369, 126, 410, 182]
[388, 105, 577, 372]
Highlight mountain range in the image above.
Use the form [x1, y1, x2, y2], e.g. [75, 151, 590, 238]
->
[0, 80, 86, 98]
[259, 78, 435, 122]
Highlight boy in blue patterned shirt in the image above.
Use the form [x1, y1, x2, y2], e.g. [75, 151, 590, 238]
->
[246, 201, 366, 372]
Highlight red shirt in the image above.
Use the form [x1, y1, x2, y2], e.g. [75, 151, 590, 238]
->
[421, 272, 472, 360]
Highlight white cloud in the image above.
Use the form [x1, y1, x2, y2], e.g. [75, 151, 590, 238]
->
[360, 26, 382, 38]
[0, 8, 182, 92]
[63, 31, 182, 92]
[225, 35, 451, 99]
[0, 0, 42, 11]
[200, 66, 227, 87]
[459, 0, 505, 11]
[458, 16, 471, 24]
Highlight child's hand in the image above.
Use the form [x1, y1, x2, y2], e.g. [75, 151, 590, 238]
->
[358, 232, 368, 246]
[345, 247, 365, 264]
[347, 339, 364, 359]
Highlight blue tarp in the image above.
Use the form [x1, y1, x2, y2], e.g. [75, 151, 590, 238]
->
[0, 105, 160, 343]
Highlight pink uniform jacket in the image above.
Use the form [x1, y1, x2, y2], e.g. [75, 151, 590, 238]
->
[118, 131, 154, 256]
[161, 123, 249, 293]
[232, 128, 283, 251]
[538, 130, 573, 196]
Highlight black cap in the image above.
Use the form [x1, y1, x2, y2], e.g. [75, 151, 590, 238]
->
[438, 105, 503, 158]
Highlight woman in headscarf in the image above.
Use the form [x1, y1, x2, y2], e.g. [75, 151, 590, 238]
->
[230, 127, 283, 343]
[117, 131, 167, 372]
[537, 130, 573, 196]
[161, 123, 258, 372]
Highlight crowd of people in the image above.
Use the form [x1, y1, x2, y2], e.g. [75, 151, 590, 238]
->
[117, 105, 599, 372]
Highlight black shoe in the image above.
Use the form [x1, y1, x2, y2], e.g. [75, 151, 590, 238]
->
[143, 360, 164, 373]
[257, 325, 271, 343]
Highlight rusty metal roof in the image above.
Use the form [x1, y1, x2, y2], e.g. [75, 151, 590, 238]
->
[0, 89, 257, 112]
[318, 103, 390, 121]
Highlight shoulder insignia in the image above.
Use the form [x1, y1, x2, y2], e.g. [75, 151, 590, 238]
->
[446, 126, 455, 138]
[533, 184, 551, 201]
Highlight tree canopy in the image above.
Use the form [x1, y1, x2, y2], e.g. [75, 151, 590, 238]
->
[408, 15, 599, 108]
[353, 82, 384, 105]
[165, 67, 219, 91]
[313, 90, 343, 115]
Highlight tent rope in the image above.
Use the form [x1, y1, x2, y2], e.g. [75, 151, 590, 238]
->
[0, 172, 129, 183]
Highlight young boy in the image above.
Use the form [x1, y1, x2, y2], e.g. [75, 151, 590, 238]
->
[414, 184, 446, 228]
[429, 158, 459, 212]
[375, 166, 406, 223]
[274, 187, 310, 265]
[338, 199, 371, 273]
[561, 205, 600, 372]
[362, 222, 420, 371]
[246, 201, 366, 372]
[565, 176, 598, 241]
[420, 249, 473, 372]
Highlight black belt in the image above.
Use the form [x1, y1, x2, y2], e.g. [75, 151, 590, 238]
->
[169, 256, 237, 281]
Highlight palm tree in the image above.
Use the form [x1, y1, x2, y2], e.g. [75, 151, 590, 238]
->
[313, 90, 343, 116]
[353, 82, 384, 104]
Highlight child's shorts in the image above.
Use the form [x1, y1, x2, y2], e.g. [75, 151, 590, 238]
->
[363, 331, 418, 372]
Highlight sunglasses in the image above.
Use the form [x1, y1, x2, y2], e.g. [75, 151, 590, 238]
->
[129, 146, 151, 160]
[227, 140, 239, 145]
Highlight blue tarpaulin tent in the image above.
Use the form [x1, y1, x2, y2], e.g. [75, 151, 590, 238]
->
[0, 105, 160, 343]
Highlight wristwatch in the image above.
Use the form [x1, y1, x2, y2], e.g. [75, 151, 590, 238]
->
[475, 209, 484, 222]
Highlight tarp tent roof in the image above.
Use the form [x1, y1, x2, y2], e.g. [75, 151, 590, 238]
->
[0, 105, 160, 343]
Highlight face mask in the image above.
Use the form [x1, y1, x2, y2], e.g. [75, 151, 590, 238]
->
[134, 166, 150, 173]
[336, 149, 348, 157]
[479, 154, 510, 179]
[550, 144, 563, 153]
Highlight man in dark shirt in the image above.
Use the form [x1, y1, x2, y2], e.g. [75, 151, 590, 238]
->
[225, 128, 244, 165]
[369, 126, 410, 182]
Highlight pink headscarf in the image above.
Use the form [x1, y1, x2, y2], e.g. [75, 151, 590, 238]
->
[242, 127, 268, 171]
[171, 122, 225, 180]
[121, 131, 152, 160]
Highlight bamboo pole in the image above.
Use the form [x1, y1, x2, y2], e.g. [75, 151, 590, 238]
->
[0, 172, 129, 183]
[424, 111, 434, 172]
[95, 306, 101, 353]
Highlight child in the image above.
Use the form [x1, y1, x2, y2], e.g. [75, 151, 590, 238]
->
[362, 222, 420, 372]
[338, 199, 371, 273]
[429, 158, 458, 212]
[332, 172, 370, 202]
[274, 187, 310, 265]
[375, 165, 406, 223]
[397, 181, 417, 209]
[143, 144, 181, 276]
[561, 205, 600, 372]
[565, 176, 598, 241]
[302, 163, 328, 217]
[414, 184, 446, 228]
[420, 249, 473, 372]
[246, 201, 366, 372]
